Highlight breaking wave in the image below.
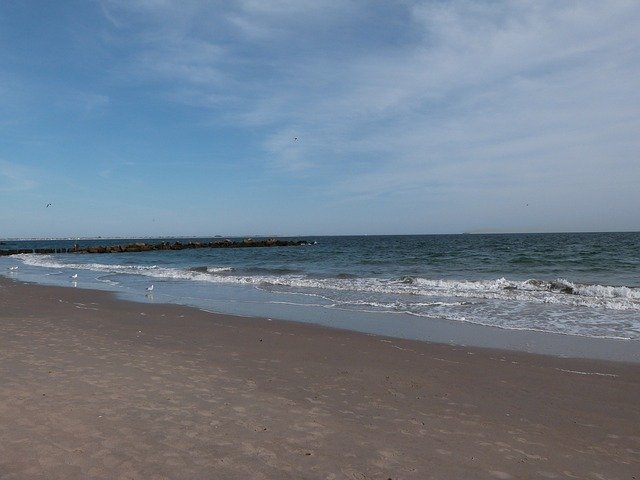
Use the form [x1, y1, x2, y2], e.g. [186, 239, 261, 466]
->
[14, 254, 640, 312]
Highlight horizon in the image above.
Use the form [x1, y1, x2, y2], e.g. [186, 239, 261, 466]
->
[2, 229, 640, 242]
[1, 1, 639, 237]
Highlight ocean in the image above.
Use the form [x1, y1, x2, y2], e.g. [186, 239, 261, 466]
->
[2, 232, 639, 347]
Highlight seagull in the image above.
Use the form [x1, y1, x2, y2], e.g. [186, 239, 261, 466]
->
[8, 266, 18, 271]
[146, 284, 154, 292]
[46, 203, 52, 208]
[70, 273, 78, 280]
[294, 137, 298, 141]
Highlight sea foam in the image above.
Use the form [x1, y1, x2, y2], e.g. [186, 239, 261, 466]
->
[14, 254, 640, 312]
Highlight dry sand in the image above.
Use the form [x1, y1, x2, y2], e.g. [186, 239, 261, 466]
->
[1, 277, 639, 479]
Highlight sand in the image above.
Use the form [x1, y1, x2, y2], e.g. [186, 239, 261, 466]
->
[1, 277, 639, 479]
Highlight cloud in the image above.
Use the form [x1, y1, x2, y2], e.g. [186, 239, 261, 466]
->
[0, 160, 37, 193]
[99, 169, 112, 179]
[227, 0, 358, 40]
[267, 1, 640, 197]
[80, 93, 110, 113]
[96, 1, 640, 213]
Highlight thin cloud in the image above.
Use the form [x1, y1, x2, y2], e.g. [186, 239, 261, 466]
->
[0, 161, 38, 193]
[93, 1, 640, 230]
[253, 1, 640, 193]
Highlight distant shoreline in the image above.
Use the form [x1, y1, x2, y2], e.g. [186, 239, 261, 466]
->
[2, 230, 640, 242]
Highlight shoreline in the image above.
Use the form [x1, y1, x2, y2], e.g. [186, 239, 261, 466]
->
[5, 272, 640, 364]
[1, 277, 640, 478]
[3, 275, 639, 367]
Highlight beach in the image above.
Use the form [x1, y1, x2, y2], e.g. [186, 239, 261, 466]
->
[3, 0, 640, 477]
[1, 277, 639, 479]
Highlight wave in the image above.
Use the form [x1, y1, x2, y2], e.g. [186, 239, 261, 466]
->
[336, 272, 358, 279]
[236, 267, 304, 275]
[189, 266, 234, 273]
[12, 254, 640, 312]
[10, 253, 640, 339]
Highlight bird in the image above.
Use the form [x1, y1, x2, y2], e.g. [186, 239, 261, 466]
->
[70, 273, 78, 280]
[146, 284, 154, 293]
[294, 137, 298, 141]
[8, 266, 18, 271]
[46, 203, 52, 208]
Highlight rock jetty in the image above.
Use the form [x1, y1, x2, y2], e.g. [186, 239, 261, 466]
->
[0, 238, 312, 256]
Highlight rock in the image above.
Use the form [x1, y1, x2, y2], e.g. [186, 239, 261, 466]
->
[0, 238, 314, 256]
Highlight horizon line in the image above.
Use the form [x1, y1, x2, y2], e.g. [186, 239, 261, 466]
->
[2, 230, 639, 242]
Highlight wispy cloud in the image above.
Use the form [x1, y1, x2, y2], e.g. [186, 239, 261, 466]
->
[0, 0, 637, 235]
[0, 160, 38, 193]
[96, 1, 640, 229]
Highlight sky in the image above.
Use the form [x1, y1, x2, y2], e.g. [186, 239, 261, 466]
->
[1, 0, 639, 238]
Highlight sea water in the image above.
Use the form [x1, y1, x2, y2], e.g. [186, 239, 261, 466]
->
[2, 233, 639, 345]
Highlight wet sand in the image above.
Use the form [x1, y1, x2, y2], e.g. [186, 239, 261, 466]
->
[1, 278, 639, 479]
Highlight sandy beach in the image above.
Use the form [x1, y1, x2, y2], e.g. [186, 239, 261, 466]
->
[1, 277, 639, 479]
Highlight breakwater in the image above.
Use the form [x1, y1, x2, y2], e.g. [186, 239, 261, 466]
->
[0, 238, 312, 256]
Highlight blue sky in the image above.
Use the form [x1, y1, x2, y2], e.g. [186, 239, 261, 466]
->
[1, 1, 639, 238]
